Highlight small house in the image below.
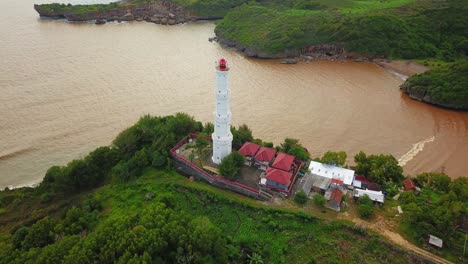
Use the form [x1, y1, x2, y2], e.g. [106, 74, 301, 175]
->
[265, 167, 293, 191]
[403, 178, 416, 191]
[327, 188, 344, 212]
[238, 142, 260, 166]
[254, 147, 276, 171]
[271, 152, 295, 172]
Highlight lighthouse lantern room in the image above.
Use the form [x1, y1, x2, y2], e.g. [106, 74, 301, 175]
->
[212, 58, 233, 164]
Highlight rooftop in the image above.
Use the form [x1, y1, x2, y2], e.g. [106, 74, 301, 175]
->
[254, 147, 276, 162]
[308, 160, 355, 185]
[403, 178, 416, 191]
[265, 167, 293, 186]
[239, 142, 260, 157]
[271, 152, 295, 171]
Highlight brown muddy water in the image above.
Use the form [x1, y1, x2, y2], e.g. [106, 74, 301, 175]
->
[1, 0, 467, 188]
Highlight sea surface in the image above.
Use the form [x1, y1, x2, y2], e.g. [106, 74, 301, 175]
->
[1, 0, 467, 188]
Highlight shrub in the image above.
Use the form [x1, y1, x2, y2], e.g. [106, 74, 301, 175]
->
[312, 194, 326, 208]
[294, 190, 308, 205]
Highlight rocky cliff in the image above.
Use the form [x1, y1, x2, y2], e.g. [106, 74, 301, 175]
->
[34, 1, 199, 25]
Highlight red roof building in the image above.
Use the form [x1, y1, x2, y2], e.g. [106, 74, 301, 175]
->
[265, 167, 293, 190]
[327, 188, 344, 211]
[354, 175, 370, 183]
[254, 147, 276, 162]
[403, 178, 416, 191]
[331, 178, 344, 186]
[239, 142, 260, 157]
[271, 152, 295, 171]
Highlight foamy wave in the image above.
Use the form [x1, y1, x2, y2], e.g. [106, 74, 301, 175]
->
[398, 136, 435, 166]
[2, 181, 41, 191]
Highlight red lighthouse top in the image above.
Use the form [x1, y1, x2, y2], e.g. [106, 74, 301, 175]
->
[217, 58, 229, 71]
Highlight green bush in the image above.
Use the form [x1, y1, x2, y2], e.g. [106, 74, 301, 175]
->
[218, 151, 245, 180]
[358, 195, 374, 219]
[294, 190, 308, 205]
[312, 194, 326, 208]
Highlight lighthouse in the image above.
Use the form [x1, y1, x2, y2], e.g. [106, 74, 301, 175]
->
[212, 58, 233, 164]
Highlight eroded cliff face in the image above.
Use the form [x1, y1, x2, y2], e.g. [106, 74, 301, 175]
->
[34, 1, 195, 25]
[399, 82, 467, 110]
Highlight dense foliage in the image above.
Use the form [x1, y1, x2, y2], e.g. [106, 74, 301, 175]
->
[402, 60, 468, 110]
[358, 195, 375, 219]
[317, 151, 347, 167]
[293, 190, 308, 205]
[0, 170, 425, 264]
[354, 151, 404, 186]
[399, 173, 467, 254]
[215, 0, 467, 59]
[38, 113, 202, 195]
[279, 138, 310, 161]
[218, 151, 245, 179]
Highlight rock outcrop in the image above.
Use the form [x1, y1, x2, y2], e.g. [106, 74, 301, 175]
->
[400, 82, 467, 110]
[34, 1, 196, 25]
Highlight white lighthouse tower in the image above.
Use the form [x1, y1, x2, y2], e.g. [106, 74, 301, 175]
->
[212, 58, 233, 164]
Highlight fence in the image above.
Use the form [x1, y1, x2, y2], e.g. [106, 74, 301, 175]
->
[170, 134, 269, 200]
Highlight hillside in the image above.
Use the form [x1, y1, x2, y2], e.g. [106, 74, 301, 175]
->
[0, 113, 442, 263]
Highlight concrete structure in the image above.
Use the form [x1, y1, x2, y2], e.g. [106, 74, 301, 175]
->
[354, 189, 385, 204]
[308, 161, 355, 187]
[212, 59, 233, 164]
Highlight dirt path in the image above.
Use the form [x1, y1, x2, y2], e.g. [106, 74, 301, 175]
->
[340, 214, 453, 264]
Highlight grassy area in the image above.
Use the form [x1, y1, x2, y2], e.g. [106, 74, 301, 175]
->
[0, 168, 428, 263]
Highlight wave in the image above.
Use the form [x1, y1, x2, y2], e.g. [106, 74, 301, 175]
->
[398, 136, 435, 167]
[0, 147, 35, 161]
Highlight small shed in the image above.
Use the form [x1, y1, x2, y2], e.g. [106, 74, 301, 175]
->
[239, 142, 261, 166]
[327, 188, 343, 212]
[271, 152, 295, 171]
[353, 175, 370, 189]
[354, 189, 385, 204]
[311, 175, 332, 193]
[265, 167, 293, 191]
[428, 235, 443, 248]
[254, 147, 276, 171]
[403, 179, 416, 191]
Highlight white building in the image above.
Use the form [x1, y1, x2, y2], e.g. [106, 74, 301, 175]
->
[308, 161, 355, 187]
[353, 189, 385, 203]
[212, 58, 233, 164]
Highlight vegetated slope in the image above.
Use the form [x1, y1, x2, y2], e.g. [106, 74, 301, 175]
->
[215, 0, 465, 59]
[401, 60, 468, 110]
[0, 170, 430, 263]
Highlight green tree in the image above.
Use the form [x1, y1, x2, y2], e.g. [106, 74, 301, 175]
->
[280, 138, 309, 160]
[358, 195, 374, 219]
[218, 152, 245, 180]
[319, 151, 347, 166]
[312, 194, 326, 208]
[354, 151, 403, 185]
[22, 217, 56, 250]
[294, 190, 308, 205]
[231, 124, 254, 149]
